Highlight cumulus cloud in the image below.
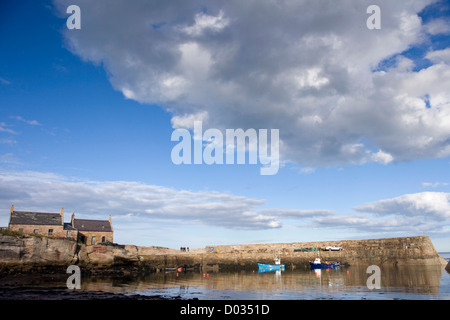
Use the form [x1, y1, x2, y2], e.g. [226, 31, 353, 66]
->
[171, 111, 209, 130]
[180, 10, 229, 36]
[312, 213, 441, 235]
[354, 192, 450, 220]
[426, 48, 450, 64]
[313, 192, 450, 236]
[424, 17, 450, 35]
[51, 0, 450, 169]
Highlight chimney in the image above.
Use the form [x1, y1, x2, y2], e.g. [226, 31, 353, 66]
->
[8, 205, 14, 228]
[109, 215, 113, 232]
[71, 213, 75, 226]
[60, 208, 64, 225]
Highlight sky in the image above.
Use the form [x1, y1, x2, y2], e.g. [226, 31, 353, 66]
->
[1, 0, 450, 251]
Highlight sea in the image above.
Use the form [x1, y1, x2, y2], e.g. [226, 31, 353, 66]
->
[1, 253, 449, 301]
[78, 252, 450, 300]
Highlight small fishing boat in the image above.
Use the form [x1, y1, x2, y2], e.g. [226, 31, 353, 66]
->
[257, 258, 285, 270]
[310, 257, 340, 269]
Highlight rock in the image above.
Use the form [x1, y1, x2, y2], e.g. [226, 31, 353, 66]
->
[0, 233, 77, 266]
[77, 243, 139, 267]
[446, 260, 450, 273]
[0, 233, 139, 271]
[0, 234, 23, 261]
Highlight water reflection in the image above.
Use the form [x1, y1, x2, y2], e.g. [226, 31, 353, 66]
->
[78, 264, 447, 299]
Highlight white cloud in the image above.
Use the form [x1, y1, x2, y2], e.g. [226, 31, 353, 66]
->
[171, 111, 209, 129]
[13, 116, 41, 126]
[0, 168, 288, 231]
[424, 17, 450, 35]
[426, 48, 450, 64]
[3, 168, 449, 243]
[181, 10, 229, 36]
[299, 167, 316, 175]
[371, 150, 394, 164]
[0, 122, 17, 135]
[52, 0, 450, 169]
[422, 181, 448, 188]
[312, 214, 434, 234]
[312, 192, 450, 236]
[259, 208, 335, 219]
[354, 192, 450, 220]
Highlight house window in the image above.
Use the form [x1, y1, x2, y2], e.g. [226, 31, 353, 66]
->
[18, 228, 23, 233]
[66, 230, 71, 238]
[102, 236, 105, 243]
[80, 235, 86, 244]
[48, 229, 53, 236]
[91, 236, 96, 245]
[33, 229, 38, 234]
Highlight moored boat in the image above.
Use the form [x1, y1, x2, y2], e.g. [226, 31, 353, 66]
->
[310, 257, 340, 269]
[257, 258, 285, 270]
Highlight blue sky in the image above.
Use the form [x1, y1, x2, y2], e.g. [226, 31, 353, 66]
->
[1, 0, 450, 251]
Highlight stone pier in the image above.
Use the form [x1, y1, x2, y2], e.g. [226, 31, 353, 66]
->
[0, 232, 446, 274]
[138, 236, 447, 272]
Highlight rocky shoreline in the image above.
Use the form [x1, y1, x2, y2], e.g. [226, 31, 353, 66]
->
[0, 285, 185, 300]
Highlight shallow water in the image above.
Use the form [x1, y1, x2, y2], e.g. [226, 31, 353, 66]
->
[78, 256, 450, 300]
[2, 254, 449, 300]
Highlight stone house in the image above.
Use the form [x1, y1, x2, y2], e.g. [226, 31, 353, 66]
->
[71, 213, 113, 245]
[8, 206, 77, 240]
[7, 205, 113, 245]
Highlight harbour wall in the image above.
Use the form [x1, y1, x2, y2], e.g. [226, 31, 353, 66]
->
[0, 232, 446, 274]
[139, 236, 447, 272]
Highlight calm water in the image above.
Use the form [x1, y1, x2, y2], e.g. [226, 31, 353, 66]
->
[76, 253, 450, 300]
[2, 253, 449, 300]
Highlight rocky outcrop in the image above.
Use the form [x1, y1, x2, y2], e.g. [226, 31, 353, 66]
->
[77, 244, 139, 266]
[0, 232, 77, 267]
[0, 232, 141, 273]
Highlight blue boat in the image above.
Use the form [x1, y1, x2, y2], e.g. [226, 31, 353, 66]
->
[258, 266, 284, 273]
[310, 257, 340, 269]
[257, 258, 285, 271]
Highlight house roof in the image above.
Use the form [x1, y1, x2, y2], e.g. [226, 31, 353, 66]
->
[10, 211, 62, 226]
[63, 222, 77, 230]
[73, 218, 112, 232]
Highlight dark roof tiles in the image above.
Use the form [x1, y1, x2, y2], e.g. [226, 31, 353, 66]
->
[9, 210, 112, 232]
[10, 211, 62, 226]
[73, 218, 112, 232]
